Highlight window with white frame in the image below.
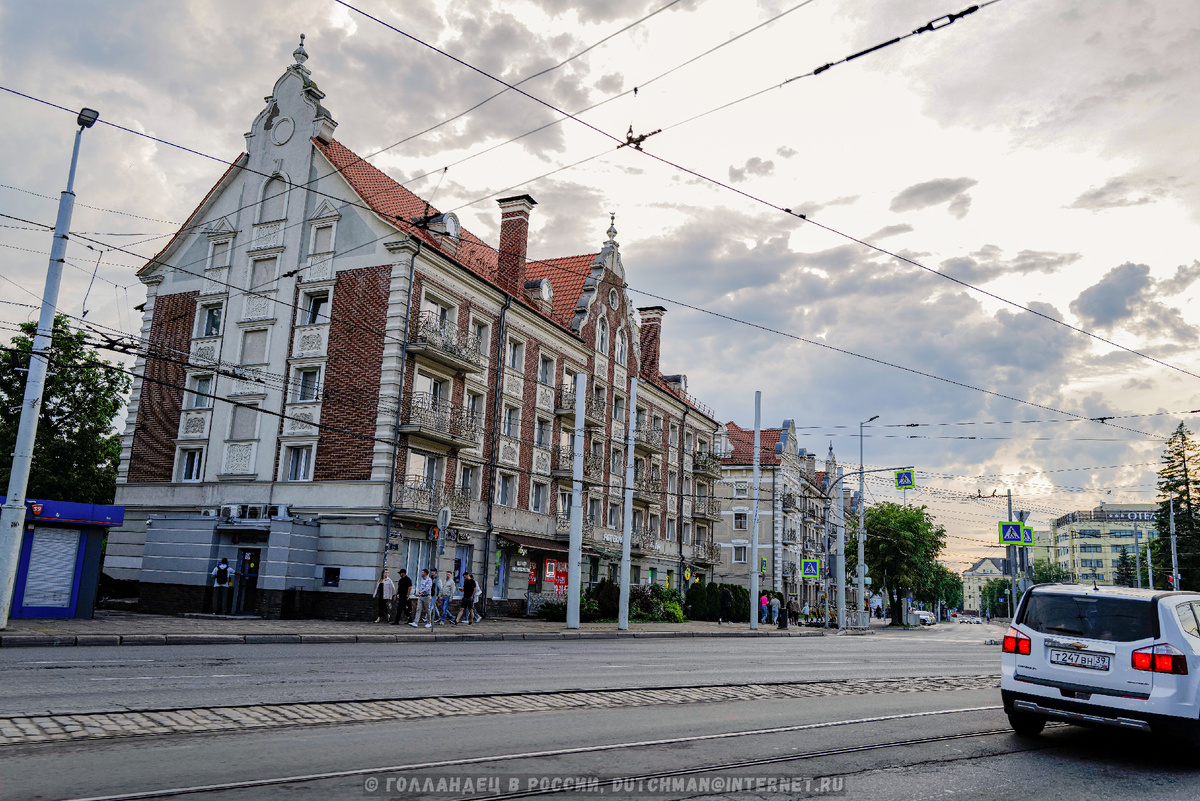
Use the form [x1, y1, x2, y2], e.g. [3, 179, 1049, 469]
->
[285, 444, 314, 481]
[471, 319, 490, 355]
[209, 239, 231, 269]
[458, 464, 479, 499]
[311, 222, 335, 255]
[668, 470, 677, 494]
[259, 176, 287, 222]
[734, 481, 749, 498]
[421, 294, 454, 329]
[531, 482, 548, 514]
[178, 448, 204, 482]
[697, 525, 708, 543]
[414, 371, 448, 403]
[249, 256, 277, 292]
[611, 447, 624, 475]
[240, 329, 268, 364]
[229, 404, 259, 440]
[294, 367, 321, 402]
[507, 338, 524, 370]
[615, 330, 627, 365]
[188, 375, 213, 409]
[666, 518, 677, 542]
[597, 316, 609, 354]
[684, 430, 693, 450]
[669, 423, 679, 446]
[733, 546, 747, 563]
[497, 473, 516, 507]
[199, 304, 222, 338]
[465, 391, 483, 425]
[734, 512, 748, 530]
[538, 353, 554, 385]
[588, 497, 601, 521]
[503, 405, 520, 438]
[682, 521, 692, 545]
[649, 513, 660, 538]
[303, 292, 328, 325]
[608, 503, 621, 529]
[535, 417, 551, 448]
[559, 490, 572, 518]
[613, 395, 625, 424]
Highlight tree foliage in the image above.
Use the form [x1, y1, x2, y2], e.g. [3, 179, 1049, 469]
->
[0, 315, 130, 504]
[980, 578, 1011, 616]
[1114, 550, 1136, 588]
[847, 502, 947, 626]
[1155, 423, 1200, 590]
[1031, 558, 1071, 585]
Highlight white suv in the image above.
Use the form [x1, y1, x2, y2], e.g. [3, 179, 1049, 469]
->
[1001, 584, 1200, 741]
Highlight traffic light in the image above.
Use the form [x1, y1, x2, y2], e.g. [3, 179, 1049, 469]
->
[1167, 575, 1176, 588]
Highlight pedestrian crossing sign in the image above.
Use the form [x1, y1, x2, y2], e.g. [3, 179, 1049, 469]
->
[1022, 526, 1035, 547]
[801, 558, 820, 578]
[999, 522, 1023, 544]
[894, 469, 915, 490]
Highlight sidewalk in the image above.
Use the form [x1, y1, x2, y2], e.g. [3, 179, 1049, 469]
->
[0, 611, 826, 648]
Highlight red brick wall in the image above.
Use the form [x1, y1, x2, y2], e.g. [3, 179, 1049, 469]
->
[313, 265, 391, 482]
[128, 291, 198, 483]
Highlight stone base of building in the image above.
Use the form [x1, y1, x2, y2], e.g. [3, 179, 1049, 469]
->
[138, 582, 374, 621]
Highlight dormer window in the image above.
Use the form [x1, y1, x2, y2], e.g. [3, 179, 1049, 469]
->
[597, 316, 609, 354]
[209, 239, 231, 269]
[258, 176, 287, 223]
[311, 223, 334, 255]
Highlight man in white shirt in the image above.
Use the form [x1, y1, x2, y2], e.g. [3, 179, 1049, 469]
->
[210, 558, 233, 614]
[410, 569, 433, 628]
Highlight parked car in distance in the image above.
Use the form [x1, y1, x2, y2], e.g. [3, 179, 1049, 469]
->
[1001, 584, 1200, 743]
[915, 611, 935, 626]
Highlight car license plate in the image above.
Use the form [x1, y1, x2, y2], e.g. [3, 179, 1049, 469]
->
[1050, 649, 1110, 671]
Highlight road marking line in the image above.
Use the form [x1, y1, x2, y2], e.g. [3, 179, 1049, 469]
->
[87, 674, 251, 682]
[21, 660, 156, 665]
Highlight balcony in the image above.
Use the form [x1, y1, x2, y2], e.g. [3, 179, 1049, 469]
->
[633, 468, 662, 504]
[550, 448, 605, 484]
[407, 311, 484, 374]
[692, 540, 722, 565]
[398, 392, 482, 448]
[693, 450, 723, 478]
[782, 529, 799, 545]
[692, 495, 722, 521]
[631, 526, 663, 553]
[634, 425, 665, 454]
[393, 475, 471, 520]
[781, 492, 798, 512]
[555, 384, 606, 425]
[556, 512, 596, 541]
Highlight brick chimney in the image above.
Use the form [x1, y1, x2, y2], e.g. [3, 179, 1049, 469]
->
[497, 195, 536, 296]
[637, 306, 667, 379]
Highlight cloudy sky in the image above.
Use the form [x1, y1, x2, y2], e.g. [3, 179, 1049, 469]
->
[3, 0, 1199, 569]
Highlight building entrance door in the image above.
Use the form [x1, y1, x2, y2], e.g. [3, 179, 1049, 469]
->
[234, 548, 261, 615]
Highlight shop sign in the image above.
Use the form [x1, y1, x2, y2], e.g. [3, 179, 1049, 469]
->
[544, 559, 557, 582]
[554, 574, 568, 595]
[512, 559, 530, 574]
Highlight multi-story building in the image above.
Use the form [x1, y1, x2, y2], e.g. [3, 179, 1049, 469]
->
[962, 557, 1008, 614]
[711, 421, 832, 606]
[1050, 503, 1158, 586]
[106, 39, 719, 619]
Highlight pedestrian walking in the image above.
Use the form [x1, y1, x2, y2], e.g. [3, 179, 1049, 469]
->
[210, 558, 232, 615]
[411, 569, 433, 628]
[373, 568, 396, 623]
[390, 569, 412, 625]
[472, 579, 484, 623]
[436, 571, 455, 624]
[760, 593, 770, 624]
[719, 586, 733, 625]
[787, 597, 800, 625]
[770, 595, 781, 624]
[801, 602, 811, 624]
[456, 573, 478, 625]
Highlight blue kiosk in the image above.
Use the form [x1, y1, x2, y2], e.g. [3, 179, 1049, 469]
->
[2, 496, 124, 620]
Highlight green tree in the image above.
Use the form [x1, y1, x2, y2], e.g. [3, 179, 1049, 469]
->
[1155, 422, 1200, 590]
[980, 578, 1011, 617]
[914, 563, 962, 613]
[847, 502, 947, 626]
[1031, 558, 1071, 584]
[1114, 550, 1135, 587]
[0, 316, 130, 504]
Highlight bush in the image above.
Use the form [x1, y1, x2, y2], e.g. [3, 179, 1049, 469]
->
[662, 601, 685, 623]
[536, 599, 567, 621]
[592, 578, 620, 619]
[686, 583, 710, 620]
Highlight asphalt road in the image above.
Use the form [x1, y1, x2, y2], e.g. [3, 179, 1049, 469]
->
[0, 627, 1000, 715]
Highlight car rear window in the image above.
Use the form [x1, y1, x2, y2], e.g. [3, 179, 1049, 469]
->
[1019, 593, 1158, 642]
[1177, 602, 1200, 640]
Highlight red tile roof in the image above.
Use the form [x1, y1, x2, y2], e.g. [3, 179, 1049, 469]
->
[723, 421, 782, 466]
[525, 253, 599, 327]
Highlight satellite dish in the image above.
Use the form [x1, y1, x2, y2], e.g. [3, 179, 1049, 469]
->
[437, 506, 452, 531]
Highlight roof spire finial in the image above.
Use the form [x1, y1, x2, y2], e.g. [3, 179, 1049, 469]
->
[293, 34, 309, 66]
[605, 212, 618, 246]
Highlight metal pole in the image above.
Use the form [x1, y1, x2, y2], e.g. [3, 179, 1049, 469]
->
[822, 497, 830, 628]
[835, 468, 846, 629]
[1134, 523, 1142, 590]
[749, 391, 761, 630]
[857, 416, 876, 627]
[617, 378, 637, 629]
[1169, 493, 1180, 589]
[1007, 490, 1014, 619]
[1, 119, 91, 629]
[566, 372, 586, 628]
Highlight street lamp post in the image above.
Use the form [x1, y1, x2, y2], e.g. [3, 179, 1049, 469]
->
[0, 108, 99, 629]
[857, 415, 878, 628]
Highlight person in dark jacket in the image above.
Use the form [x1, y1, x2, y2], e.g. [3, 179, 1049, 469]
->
[390, 569, 412, 625]
[719, 586, 734, 625]
[456, 573, 478, 625]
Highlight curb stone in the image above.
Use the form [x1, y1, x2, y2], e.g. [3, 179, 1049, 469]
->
[298, 634, 355, 644]
[119, 635, 166, 646]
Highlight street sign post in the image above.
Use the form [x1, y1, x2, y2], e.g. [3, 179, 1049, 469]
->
[999, 522, 1023, 544]
[894, 469, 915, 490]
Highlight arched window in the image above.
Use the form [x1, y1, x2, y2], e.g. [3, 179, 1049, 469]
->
[259, 177, 287, 223]
[615, 330, 627, 365]
[597, 316, 609, 354]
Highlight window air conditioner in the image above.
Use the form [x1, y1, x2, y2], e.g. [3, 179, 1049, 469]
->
[219, 504, 241, 520]
[267, 504, 291, 519]
[244, 504, 267, 520]
[200, 509, 218, 517]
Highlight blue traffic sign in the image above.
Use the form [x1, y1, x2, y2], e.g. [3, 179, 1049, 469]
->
[1022, 526, 1035, 547]
[801, 558, 820, 578]
[894, 469, 915, 490]
[999, 522, 1023, 544]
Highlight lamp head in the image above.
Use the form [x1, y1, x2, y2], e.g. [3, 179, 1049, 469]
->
[77, 108, 100, 129]
[866, 415, 879, 424]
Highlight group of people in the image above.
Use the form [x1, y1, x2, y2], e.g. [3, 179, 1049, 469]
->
[713, 586, 816, 626]
[373, 568, 482, 627]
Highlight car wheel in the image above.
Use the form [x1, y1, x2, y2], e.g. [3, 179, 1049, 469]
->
[1007, 712, 1046, 737]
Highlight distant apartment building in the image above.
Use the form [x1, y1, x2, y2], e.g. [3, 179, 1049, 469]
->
[107, 40, 719, 619]
[1050, 503, 1158, 586]
[962, 557, 1008, 614]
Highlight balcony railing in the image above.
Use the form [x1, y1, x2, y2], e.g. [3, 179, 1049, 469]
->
[633, 467, 662, 501]
[556, 384, 606, 422]
[556, 512, 596, 537]
[634, 426, 665, 452]
[693, 450, 723, 476]
[782, 529, 799, 545]
[781, 492, 798, 512]
[631, 526, 661, 552]
[408, 311, 483, 372]
[552, 447, 605, 482]
[393, 475, 471, 518]
[692, 495, 721, 520]
[692, 540, 722, 564]
[400, 392, 482, 445]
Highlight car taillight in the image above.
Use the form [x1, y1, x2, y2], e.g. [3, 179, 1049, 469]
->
[1132, 644, 1189, 675]
[1002, 626, 1031, 655]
